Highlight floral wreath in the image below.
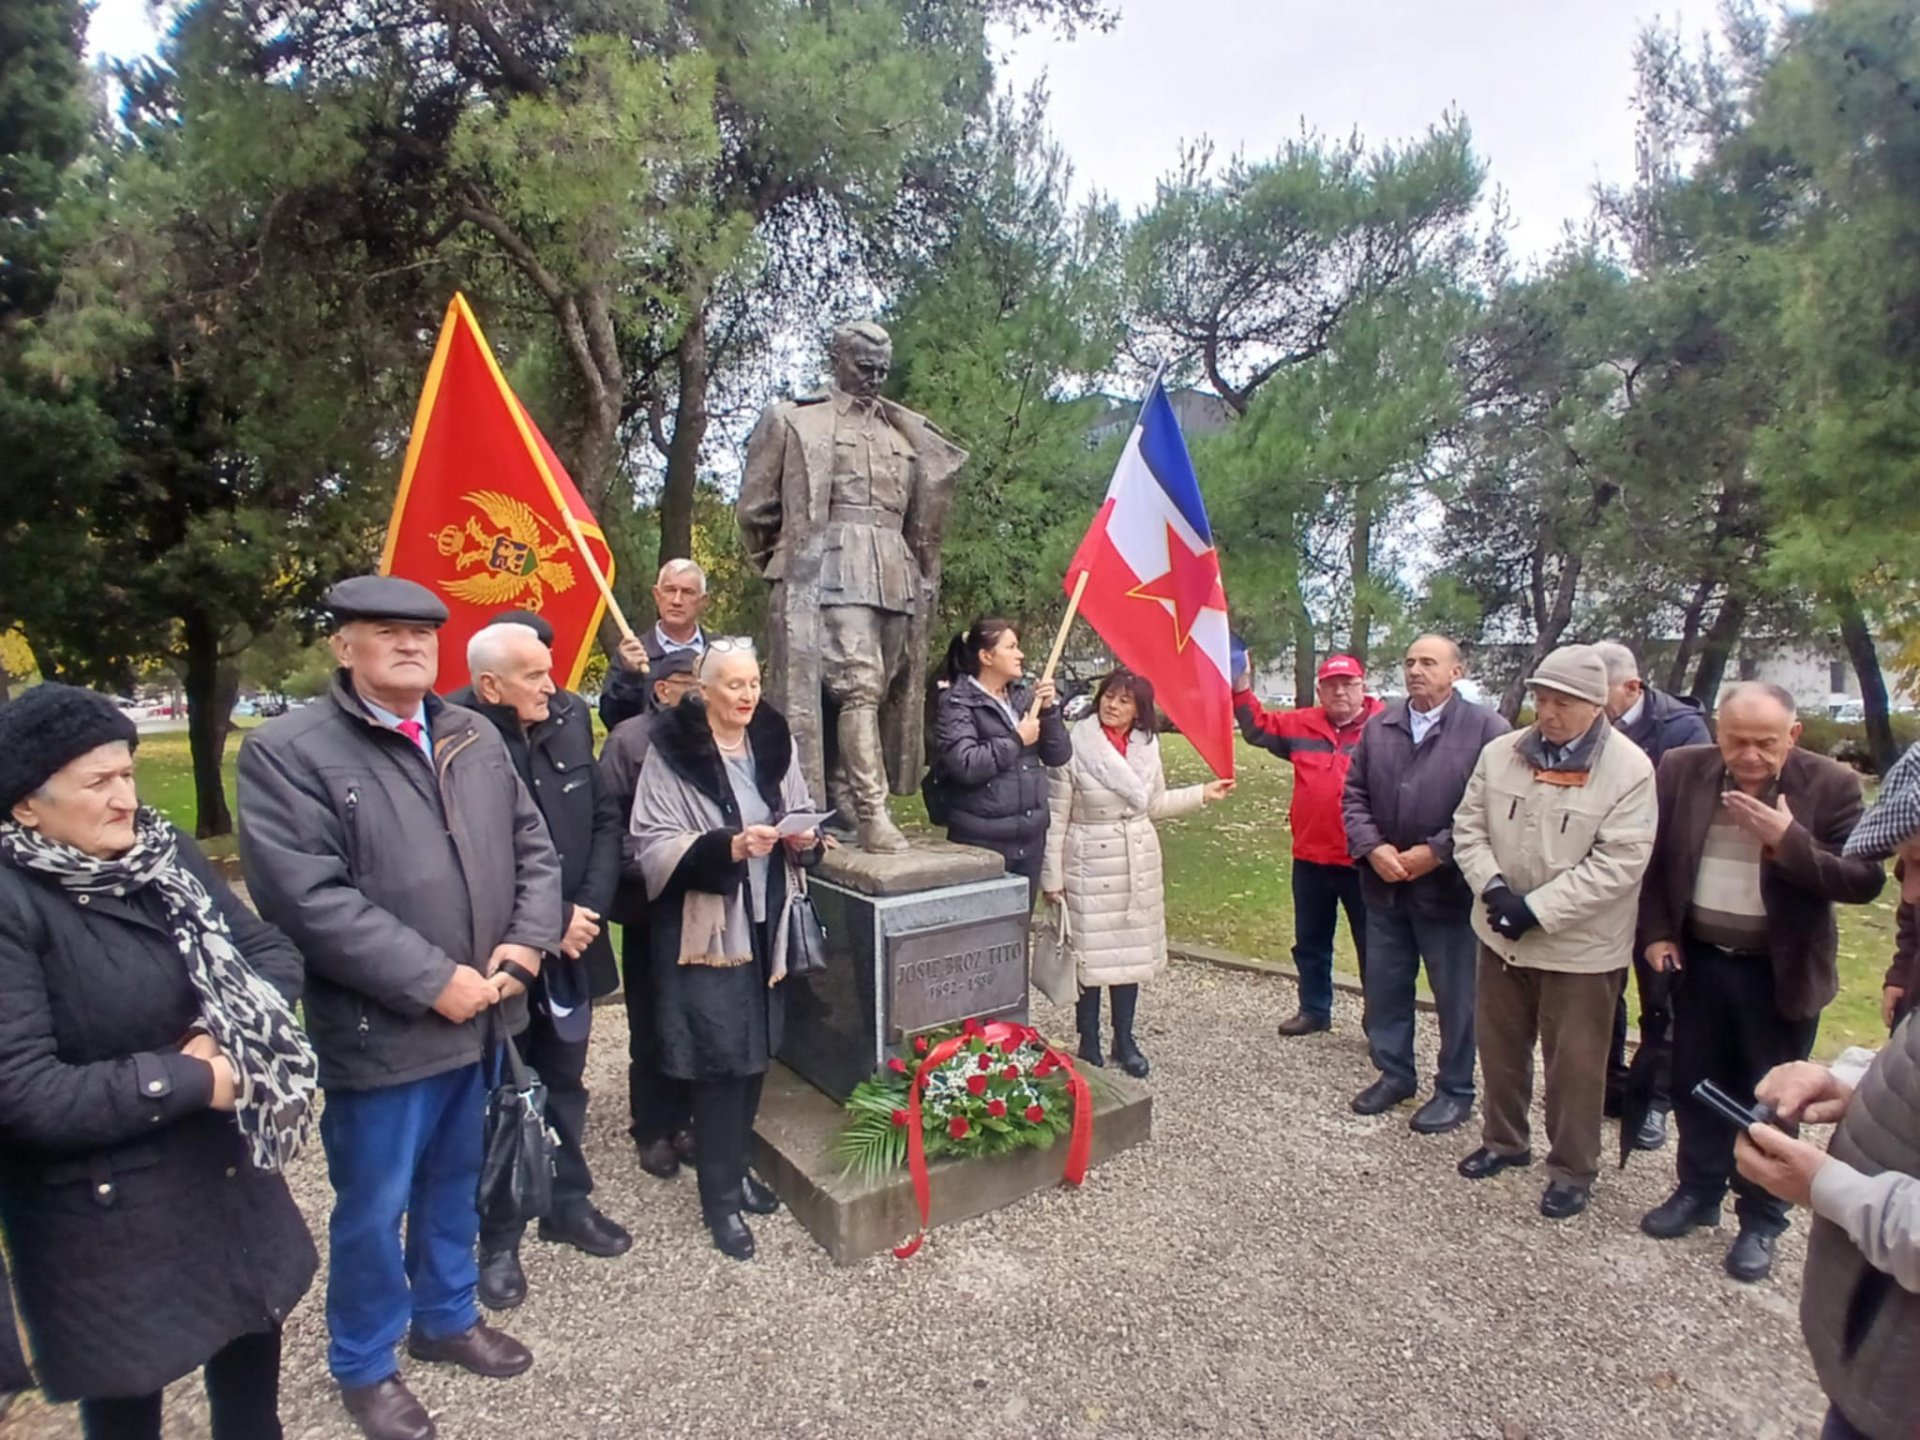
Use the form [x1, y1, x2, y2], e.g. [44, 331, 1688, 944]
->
[835, 1017, 1093, 1257]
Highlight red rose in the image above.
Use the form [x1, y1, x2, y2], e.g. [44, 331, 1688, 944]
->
[999, 1037, 1018, 1056]
[966, 1074, 988, 1096]
[913, 1035, 930, 1055]
[1025, 1103, 1045, 1122]
[948, 1115, 970, 1140]
[1002, 1065, 1019, 1080]
[1034, 1060, 1055, 1078]
[987, 1098, 1007, 1118]
[962, 1018, 983, 1037]
[891, 1108, 909, 1127]
[887, 1057, 909, 1076]
[977, 1053, 993, 1071]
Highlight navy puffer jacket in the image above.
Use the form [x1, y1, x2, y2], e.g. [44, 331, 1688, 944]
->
[933, 679, 1071, 874]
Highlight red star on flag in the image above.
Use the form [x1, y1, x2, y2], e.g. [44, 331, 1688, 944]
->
[1126, 522, 1227, 652]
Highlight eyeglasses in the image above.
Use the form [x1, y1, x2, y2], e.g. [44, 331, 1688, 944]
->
[706, 637, 756, 654]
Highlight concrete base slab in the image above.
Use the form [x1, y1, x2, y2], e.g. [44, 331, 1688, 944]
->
[751, 1060, 1153, 1264]
[815, 840, 1006, 897]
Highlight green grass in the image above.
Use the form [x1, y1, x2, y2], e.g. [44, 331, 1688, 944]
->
[144, 724, 1894, 1058]
[1154, 734, 1889, 1060]
[138, 729, 246, 860]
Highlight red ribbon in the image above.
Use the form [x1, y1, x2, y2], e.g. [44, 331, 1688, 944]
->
[892, 1019, 1092, 1259]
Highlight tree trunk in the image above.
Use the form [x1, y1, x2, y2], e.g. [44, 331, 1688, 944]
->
[1502, 543, 1583, 722]
[1837, 589, 1898, 775]
[1349, 496, 1373, 667]
[657, 312, 710, 569]
[1688, 594, 1746, 711]
[1666, 578, 1715, 693]
[182, 613, 237, 839]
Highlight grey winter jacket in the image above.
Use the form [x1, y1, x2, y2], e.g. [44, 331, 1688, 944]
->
[1802, 1011, 1920, 1438]
[237, 673, 563, 1091]
[1343, 696, 1511, 918]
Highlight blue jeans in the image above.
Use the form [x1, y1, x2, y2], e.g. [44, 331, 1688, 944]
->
[1361, 905, 1478, 1099]
[1290, 860, 1367, 1022]
[320, 1063, 487, 1388]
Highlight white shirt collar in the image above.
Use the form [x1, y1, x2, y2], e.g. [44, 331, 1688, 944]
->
[1407, 695, 1451, 742]
[1619, 695, 1646, 729]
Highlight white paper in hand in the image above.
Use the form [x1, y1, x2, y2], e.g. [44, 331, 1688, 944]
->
[776, 809, 836, 838]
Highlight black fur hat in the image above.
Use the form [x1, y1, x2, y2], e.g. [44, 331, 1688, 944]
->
[0, 684, 141, 813]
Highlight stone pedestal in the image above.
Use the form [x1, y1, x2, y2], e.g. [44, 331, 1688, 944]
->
[778, 842, 1032, 1101]
[752, 1060, 1153, 1264]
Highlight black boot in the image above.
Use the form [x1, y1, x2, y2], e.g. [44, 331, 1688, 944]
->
[1109, 983, 1149, 1079]
[1075, 988, 1104, 1067]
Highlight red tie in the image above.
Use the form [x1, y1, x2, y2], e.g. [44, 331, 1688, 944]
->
[396, 718, 425, 748]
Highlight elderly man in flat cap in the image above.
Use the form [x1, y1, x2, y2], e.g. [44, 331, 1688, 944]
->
[1451, 645, 1657, 1220]
[238, 576, 562, 1440]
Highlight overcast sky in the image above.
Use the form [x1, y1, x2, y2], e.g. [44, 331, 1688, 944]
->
[89, 0, 1732, 260]
[997, 0, 1731, 260]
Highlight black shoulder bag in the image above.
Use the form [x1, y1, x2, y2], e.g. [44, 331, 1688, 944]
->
[476, 1007, 557, 1231]
[785, 861, 831, 979]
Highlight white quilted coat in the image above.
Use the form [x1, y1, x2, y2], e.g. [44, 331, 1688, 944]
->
[1041, 719, 1207, 988]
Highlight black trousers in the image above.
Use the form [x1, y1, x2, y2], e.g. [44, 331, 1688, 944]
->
[482, 1006, 593, 1247]
[623, 927, 692, 1146]
[1606, 953, 1675, 1111]
[1672, 939, 1819, 1230]
[690, 1073, 766, 1218]
[78, 1327, 282, 1440]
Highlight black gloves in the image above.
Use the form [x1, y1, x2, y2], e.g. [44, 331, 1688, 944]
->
[1483, 881, 1540, 941]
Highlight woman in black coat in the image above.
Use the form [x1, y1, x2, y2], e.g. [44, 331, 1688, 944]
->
[0, 686, 317, 1440]
[932, 617, 1072, 901]
[630, 645, 823, 1261]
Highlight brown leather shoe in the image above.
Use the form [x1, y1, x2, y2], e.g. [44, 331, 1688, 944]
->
[340, 1375, 436, 1440]
[406, 1322, 532, 1379]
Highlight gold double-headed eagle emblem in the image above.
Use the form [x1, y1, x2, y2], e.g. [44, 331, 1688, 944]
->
[434, 490, 578, 611]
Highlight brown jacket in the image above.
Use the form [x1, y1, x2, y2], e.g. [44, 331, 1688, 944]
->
[1638, 745, 1885, 1021]
[1885, 861, 1918, 1026]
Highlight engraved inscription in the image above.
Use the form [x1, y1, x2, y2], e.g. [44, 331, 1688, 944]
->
[887, 915, 1029, 1037]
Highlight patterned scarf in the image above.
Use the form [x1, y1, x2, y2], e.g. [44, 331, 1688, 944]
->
[0, 808, 316, 1171]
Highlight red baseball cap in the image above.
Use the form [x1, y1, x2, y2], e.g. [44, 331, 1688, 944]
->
[1317, 654, 1364, 682]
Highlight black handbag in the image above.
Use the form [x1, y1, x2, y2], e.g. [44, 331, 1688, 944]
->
[785, 863, 831, 978]
[476, 1010, 556, 1230]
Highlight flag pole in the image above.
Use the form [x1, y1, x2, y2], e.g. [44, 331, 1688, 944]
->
[558, 510, 637, 645]
[1027, 569, 1091, 719]
[1027, 361, 1170, 720]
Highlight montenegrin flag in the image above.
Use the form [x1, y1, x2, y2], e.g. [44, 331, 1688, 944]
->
[1066, 379, 1235, 779]
[379, 294, 615, 692]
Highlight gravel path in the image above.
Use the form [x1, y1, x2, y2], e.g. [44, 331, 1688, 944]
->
[2, 962, 1827, 1439]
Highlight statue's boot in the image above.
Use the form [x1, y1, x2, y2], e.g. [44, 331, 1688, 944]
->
[839, 706, 910, 854]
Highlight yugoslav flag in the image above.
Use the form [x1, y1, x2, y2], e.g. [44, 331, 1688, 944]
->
[1066, 380, 1235, 779]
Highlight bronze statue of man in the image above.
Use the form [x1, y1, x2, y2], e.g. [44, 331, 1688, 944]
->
[737, 321, 968, 853]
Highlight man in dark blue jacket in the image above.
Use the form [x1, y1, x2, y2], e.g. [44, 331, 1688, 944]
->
[1596, 641, 1714, 1152]
[1342, 635, 1510, 1134]
[453, 611, 630, 1313]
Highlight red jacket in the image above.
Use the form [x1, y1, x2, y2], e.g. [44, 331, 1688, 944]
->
[1234, 691, 1385, 866]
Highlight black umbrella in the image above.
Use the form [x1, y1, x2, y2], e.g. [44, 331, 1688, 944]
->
[1617, 1005, 1671, 1168]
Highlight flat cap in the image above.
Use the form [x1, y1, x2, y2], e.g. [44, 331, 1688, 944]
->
[327, 575, 448, 628]
[489, 608, 554, 647]
[1845, 743, 1920, 859]
[652, 647, 700, 681]
[1525, 645, 1609, 708]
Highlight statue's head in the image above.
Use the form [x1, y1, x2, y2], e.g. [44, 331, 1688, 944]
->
[830, 320, 892, 400]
